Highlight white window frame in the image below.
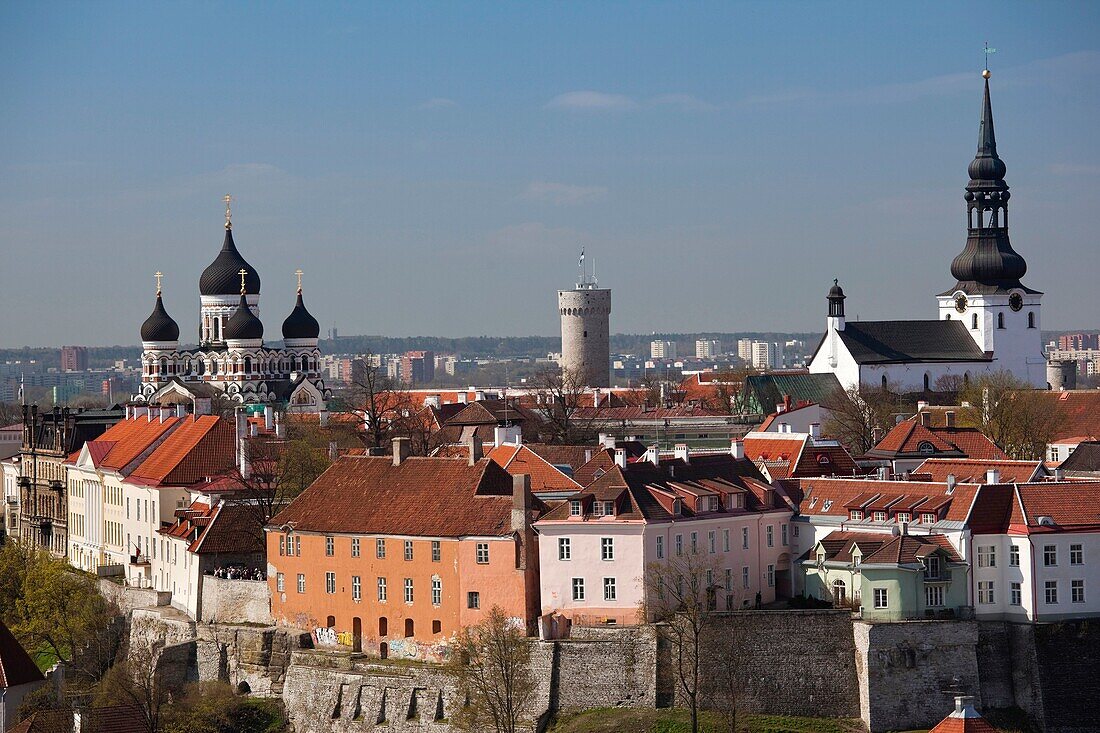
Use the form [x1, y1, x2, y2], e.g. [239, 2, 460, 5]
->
[1010, 582, 1022, 606]
[377, 576, 387, 602]
[559, 537, 571, 561]
[1045, 581, 1058, 604]
[656, 535, 664, 559]
[404, 577, 414, 604]
[601, 537, 615, 561]
[978, 580, 994, 604]
[873, 588, 889, 609]
[432, 576, 442, 606]
[476, 542, 489, 564]
[572, 577, 585, 602]
[1070, 544, 1083, 566]
[352, 575, 361, 601]
[1044, 545, 1057, 567]
[603, 577, 616, 601]
[1071, 579, 1085, 604]
[325, 572, 336, 595]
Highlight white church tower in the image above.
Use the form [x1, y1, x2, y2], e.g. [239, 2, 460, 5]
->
[935, 69, 1046, 387]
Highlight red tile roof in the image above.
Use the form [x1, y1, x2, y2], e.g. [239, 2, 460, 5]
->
[91, 416, 182, 471]
[270, 456, 544, 537]
[1015, 481, 1100, 531]
[795, 477, 979, 523]
[487, 444, 581, 494]
[128, 416, 234, 487]
[193, 502, 264, 555]
[915, 458, 1042, 484]
[871, 418, 1007, 461]
[1035, 391, 1100, 443]
[0, 618, 44, 689]
[929, 699, 998, 733]
[813, 530, 962, 565]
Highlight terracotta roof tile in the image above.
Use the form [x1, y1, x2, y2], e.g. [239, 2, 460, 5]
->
[129, 416, 234, 486]
[487, 444, 581, 494]
[796, 478, 978, 523]
[270, 456, 544, 537]
[93, 416, 182, 471]
[915, 458, 1041, 484]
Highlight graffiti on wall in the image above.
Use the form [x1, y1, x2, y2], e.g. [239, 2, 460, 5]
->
[313, 627, 354, 647]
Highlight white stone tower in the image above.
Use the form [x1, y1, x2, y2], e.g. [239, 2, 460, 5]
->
[558, 252, 611, 387]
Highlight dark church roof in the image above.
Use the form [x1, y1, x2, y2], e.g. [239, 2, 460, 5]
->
[140, 293, 179, 342]
[222, 294, 264, 341]
[837, 320, 990, 364]
[282, 291, 320, 340]
[199, 228, 261, 296]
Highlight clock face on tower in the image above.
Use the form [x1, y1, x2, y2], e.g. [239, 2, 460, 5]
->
[954, 294, 968, 313]
[1009, 293, 1024, 312]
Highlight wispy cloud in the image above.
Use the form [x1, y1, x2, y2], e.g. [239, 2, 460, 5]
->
[1048, 163, 1100, 176]
[741, 51, 1100, 109]
[650, 93, 718, 111]
[520, 181, 607, 206]
[416, 97, 459, 110]
[546, 91, 638, 111]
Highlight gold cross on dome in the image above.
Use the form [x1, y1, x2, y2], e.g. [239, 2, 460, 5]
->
[154, 271, 163, 295]
[295, 269, 303, 293]
[224, 194, 233, 229]
[239, 268, 248, 295]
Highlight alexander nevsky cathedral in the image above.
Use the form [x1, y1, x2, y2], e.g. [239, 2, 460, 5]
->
[134, 198, 331, 413]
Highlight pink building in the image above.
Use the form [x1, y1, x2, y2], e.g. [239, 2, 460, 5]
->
[535, 447, 794, 626]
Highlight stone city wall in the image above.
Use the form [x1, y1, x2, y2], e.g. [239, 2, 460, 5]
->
[199, 576, 272, 625]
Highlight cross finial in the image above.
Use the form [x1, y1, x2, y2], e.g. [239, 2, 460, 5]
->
[983, 42, 996, 78]
[155, 271, 163, 295]
[295, 269, 303, 293]
[224, 194, 233, 229]
[239, 268, 248, 295]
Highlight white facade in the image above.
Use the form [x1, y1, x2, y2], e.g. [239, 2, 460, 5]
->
[650, 340, 677, 360]
[935, 289, 1045, 387]
[696, 340, 722, 359]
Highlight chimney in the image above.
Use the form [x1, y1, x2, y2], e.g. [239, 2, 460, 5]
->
[920, 411, 931, 427]
[731, 439, 744, 460]
[599, 433, 616, 450]
[674, 444, 689, 463]
[392, 437, 410, 466]
[809, 423, 821, 440]
[264, 405, 274, 431]
[986, 468, 1001, 484]
[1054, 468, 1064, 481]
[175, 403, 186, 418]
[328, 441, 338, 461]
[945, 410, 956, 428]
[511, 473, 532, 534]
[458, 391, 468, 404]
[468, 435, 483, 466]
[899, 521, 908, 536]
[146, 405, 154, 422]
[593, 388, 601, 408]
[250, 423, 258, 437]
[614, 448, 626, 468]
[236, 408, 250, 479]
[779, 422, 790, 434]
[274, 412, 286, 439]
[159, 405, 170, 423]
[946, 474, 957, 492]
[647, 445, 660, 466]
[424, 394, 441, 409]
[125, 404, 132, 420]
[474, 390, 485, 401]
[584, 448, 592, 464]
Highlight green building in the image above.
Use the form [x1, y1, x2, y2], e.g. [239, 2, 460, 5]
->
[802, 530, 969, 621]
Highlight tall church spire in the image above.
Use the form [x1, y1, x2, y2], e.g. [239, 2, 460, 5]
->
[945, 70, 1029, 294]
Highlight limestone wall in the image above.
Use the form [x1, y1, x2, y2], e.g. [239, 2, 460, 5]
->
[855, 620, 980, 732]
[199, 576, 272, 625]
[1029, 621, 1100, 733]
[98, 578, 170, 614]
[544, 625, 657, 712]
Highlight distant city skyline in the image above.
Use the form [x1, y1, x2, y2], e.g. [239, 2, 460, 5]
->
[2, 3, 1098, 347]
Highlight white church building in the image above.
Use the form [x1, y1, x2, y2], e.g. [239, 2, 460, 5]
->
[810, 71, 1046, 393]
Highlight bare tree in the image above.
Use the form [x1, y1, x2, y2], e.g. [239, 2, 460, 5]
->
[449, 606, 535, 733]
[959, 371, 1068, 460]
[528, 366, 605, 444]
[644, 550, 728, 733]
[822, 381, 903, 455]
[702, 369, 750, 415]
[95, 640, 169, 733]
[347, 355, 418, 450]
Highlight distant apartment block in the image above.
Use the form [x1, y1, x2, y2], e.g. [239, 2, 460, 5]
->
[60, 346, 88, 372]
[751, 341, 784, 370]
[400, 350, 435, 385]
[1058, 333, 1100, 351]
[737, 338, 754, 362]
[650, 340, 677, 360]
[696, 339, 722, 359]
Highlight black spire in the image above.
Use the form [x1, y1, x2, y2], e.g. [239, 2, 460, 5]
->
[827, 279, 845, 318]
[140, 293, 180, 342]
[945, 72, 1031, 295]
[223, 293, 264, 341]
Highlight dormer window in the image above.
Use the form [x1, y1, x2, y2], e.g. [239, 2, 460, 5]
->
[849, 510, 863, 521]
[873, 511, 887, 522]
[918, 441, 936, 455]
[920, 512, 936, 524]
[569, 500, 582, 517]
[896, 512, 911, 523]
[821, 499, 832, 512]
[809, 497, 818, 508]
[727, 494, 743, 511]
[602, 500, 615, 516]
[671, 499, 681, 515]
[704, 496, 718, 512]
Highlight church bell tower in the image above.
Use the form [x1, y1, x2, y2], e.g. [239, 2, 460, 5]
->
[937, 69, 1046, 386]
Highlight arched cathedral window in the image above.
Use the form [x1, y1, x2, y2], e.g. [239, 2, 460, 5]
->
[1027, 312, 1035, 329]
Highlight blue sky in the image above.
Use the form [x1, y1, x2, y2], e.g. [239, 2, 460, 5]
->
[2, 2, 1098, 346]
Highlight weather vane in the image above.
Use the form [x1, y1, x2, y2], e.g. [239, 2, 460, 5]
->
[155, 271, 163, 295]
[239, 268, 248, 295]
[224, 193, 233, 229]
[295, 269, 303, 293]
[983, 42, 996, 78]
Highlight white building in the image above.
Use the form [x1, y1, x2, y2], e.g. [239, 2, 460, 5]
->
[737, 338, 754, 362]
[809, 72, 1046, 392]
[651, 340, 677, 360]
[696, 339, 722, 359]
[751, 341, 782, 370]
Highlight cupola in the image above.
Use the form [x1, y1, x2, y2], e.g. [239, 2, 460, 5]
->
[141, 273, 180, 345]
[281, 272, 320, 342]
[199, 197, 261, 296]
[223, 293, 264, 342]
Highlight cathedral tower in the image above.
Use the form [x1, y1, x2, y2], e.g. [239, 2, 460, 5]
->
[937, 70, 1046, 386]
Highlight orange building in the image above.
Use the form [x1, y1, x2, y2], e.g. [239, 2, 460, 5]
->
[266, 439, 543, 660]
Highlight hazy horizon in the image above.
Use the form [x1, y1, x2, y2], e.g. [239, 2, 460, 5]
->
[3, 3, 1098, 347]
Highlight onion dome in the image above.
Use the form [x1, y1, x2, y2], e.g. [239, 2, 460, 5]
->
[223, 293, 264, 341]
[141, 292, 179, 342]
[828, 279, 845, 299]
[282, 290, 320, 340]
[199, 228, 261, 296]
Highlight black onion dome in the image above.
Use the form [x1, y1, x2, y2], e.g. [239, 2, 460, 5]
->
[223, 294, 264, 341]
[828, 279, 845, 299]
[949, 231, 1027, 286]
[140, 294, 180, 342]
[199, 229, 261, 296]
[282, 291, 320, 340]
